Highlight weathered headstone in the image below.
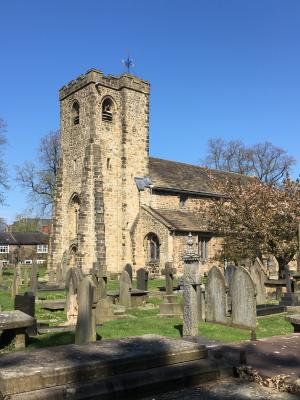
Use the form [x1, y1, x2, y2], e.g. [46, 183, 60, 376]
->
[230, 266, 256, 330]
[29, 262, 38, 296]
[162, 262, 176, 294]
[124, 263, 133, 283]
[75, 275, 97, 345]
[119, 270, 132, 308]
[61, 251, 70, 283]
[65, 266, 83, 326]
[16, 264, 22, 287]
[48, 269, 55, 284]
[22, 266, 29, 287]
[14, 292, 36, 335]
[11, 270, 19, 298]
[56, 262, 63, 284]
[137, 267, 148, 291]
[250, 259, 266, 305]
[206, 266, 227, 324]
[279, 265, 300, 306]
[91, 263, 115, 324]
[224, 264, 236, 286]
[182, 234, 201, 337]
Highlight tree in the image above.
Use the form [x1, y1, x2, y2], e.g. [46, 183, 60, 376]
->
[16, 130, 60, 215]
[0, 118, 8, 203]
[207, 174, 300, 275]
[203, 138, 295, 184]
[10, 214, 39, 232]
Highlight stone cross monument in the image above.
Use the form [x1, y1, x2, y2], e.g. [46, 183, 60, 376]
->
[182, 233, 200, 337]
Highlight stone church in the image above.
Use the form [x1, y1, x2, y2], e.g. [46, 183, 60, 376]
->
[48, 68, 240, 276]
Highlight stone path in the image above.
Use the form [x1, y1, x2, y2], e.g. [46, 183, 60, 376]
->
[142, 379, 300, 400]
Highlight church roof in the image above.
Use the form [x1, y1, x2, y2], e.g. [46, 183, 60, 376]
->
[143, 206, 210, 232]
[149, 157, 251, 196]
[0, 232, 49, 245]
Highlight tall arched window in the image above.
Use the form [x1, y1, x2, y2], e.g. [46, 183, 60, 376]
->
[68, 194, 81, 240]
[72, 101, 80, 125]
[145, 233, 160, 262]
[102, 98, 114, 122]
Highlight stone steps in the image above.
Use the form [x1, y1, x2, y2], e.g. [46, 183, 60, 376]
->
[0, 335, 233, 399]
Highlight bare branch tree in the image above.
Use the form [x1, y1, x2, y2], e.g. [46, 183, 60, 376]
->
[203, 138, 295, 184]
[16, 130, 60, 215]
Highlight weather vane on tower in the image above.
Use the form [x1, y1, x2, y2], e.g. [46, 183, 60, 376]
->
[122, 51, 134, 73]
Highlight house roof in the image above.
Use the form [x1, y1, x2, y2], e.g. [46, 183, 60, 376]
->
[149, 157, 252, 196]
[143, 206, 210, 232]
[0, 232, 49, 245]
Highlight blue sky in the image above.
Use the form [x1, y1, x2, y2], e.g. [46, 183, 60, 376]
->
[1, 0, 300, 222]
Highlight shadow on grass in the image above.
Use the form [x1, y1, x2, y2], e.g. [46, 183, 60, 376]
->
[174, 324, 183, 337]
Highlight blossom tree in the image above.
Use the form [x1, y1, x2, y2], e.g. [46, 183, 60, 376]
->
[208, 174, 300, 275]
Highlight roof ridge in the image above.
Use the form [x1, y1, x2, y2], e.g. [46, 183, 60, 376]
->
[149, 156, 252, 179]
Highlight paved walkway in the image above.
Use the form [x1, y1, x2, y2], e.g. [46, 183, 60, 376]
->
[143, 334, 300, 400]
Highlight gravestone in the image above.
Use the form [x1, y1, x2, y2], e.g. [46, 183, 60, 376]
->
[162, 262, 176, 294]
[15, 292, 36, 335]
[137, 267, 148, 291]
[279, 265, 300, 306]
[91, 263, 115, 324]
[22, 266, 29, 287]
[11, 269, 19, 298]
[224, 264, 236, 286]
[65, 266, 83, 326]
[124, 263, 133, 283]
[250, 259, 266, 305]
[119, 270, 132, 308]
[48, 269, 55, 283]
[230, 266, 256, 330]
[182, 235, 201, 337]
[0, 261, 3, 283]
[206, 266, 227, 324]
[56, 262, 63, 284]
[75, 275, 97, 345]
[29, 262, 38, 296]
[159, 262, 182, 317]
[16, 263, 22, 286]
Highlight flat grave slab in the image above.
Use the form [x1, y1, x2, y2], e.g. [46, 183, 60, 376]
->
[39, 299, 66, 310]
[0, 310, 35, 350]
[0, 334, 232, 400]
[285, 314, 300, 332]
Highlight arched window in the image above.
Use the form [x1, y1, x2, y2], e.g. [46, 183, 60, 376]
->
[145, 233, 160, 262]
[102, 98, 114, 122]
[68, 194, 81, 240]
[72, 101, 80, 125]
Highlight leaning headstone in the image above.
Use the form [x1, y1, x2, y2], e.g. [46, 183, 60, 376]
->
[137, 267, 148, 291]
[206, 266, 227, 324]
[250, 259, 266, 305]
[231, 266, 256, 330]
[29, 262, 38, 296]
[119, 270, 132, 308]
[75, 276, 97, 345]
[182, 234, 201, 337]
[162, 262, 176, 294]
[124, 263, 133, 283]
[65, 266, 84, 326]
[15, 292, 36, 335]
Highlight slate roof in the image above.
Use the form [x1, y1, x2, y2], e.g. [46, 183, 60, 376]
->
[0, 232, 49, 245]
[143, 206, 210, 232]
[149, 157, 251, 195]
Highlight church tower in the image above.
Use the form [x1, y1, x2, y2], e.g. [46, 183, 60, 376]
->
[48, 69, 150, 274]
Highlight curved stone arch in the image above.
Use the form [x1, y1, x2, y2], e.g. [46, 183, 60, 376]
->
[144, 232, 161, 264]
[67, 193, 81, 242]
[70, 99, 80, 125]
[100, 95, 117, 123]
[68, 192, 81, 207]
